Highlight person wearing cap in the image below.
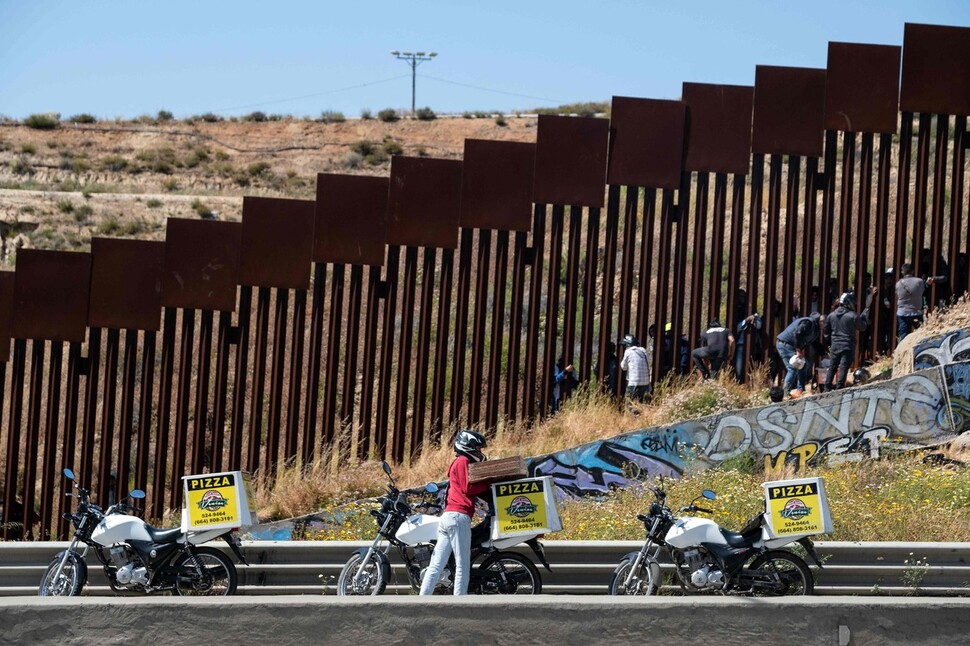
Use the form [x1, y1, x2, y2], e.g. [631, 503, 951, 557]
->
[619, 333, 651, 402]
[823, 291, 871, 391]
[776, 314, 824, 398]
[691, 320, 735, 380]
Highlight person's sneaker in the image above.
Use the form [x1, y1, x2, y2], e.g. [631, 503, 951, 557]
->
[789, 388, 805, 399]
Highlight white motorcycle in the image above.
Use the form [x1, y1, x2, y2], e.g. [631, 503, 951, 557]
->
[337, 461, 551, 595]
[609, 479, 822, 596]
[38, 468, 247, 596]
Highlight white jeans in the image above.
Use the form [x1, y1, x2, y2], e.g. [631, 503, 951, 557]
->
[419, 511, 472, 595]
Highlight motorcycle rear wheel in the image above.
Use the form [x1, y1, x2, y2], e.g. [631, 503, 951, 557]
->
[608, 558, 659, 595]
[173, 546, 237, 596]
[478, 552, 542, 594]
[38, 551, 87, 596]
[747, 550, 813, 596]
[337, 551, 388, 595]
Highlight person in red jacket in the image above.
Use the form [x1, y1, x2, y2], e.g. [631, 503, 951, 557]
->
[420, 430, 490, 595]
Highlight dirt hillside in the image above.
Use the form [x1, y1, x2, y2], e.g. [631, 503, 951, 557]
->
[0, 115, 537, 267]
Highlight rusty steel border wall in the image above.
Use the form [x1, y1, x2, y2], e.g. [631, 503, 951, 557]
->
[2, 23, 970, 536]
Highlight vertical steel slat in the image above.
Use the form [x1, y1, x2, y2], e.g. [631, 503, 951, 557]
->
[134, 331, 155, 501]
[23, 340, 45, 538]
[709, 174, 727, 325]
[912, 113, 933, 287]
[375, 246, 401, 459]
[855, 134, 875, 366]
[690, 173, 710, 356]
[615, 187, 638, 377]
[392, 247, 419, 463]
[635, 189, 656, 350]
[951, 118, 968, 300]
[2, 340, 25, 539]
[801, 158, 820, 328]
[116, 330, 138, 499]
[838, 132, 858, 294]
[265, 289, 288, 475]
[671, 174, 692, 377]
[929, 115, 951, 309]
[247, 287, 271, 474]
[211, 314, 231, 472]
[763, 155, 783, 349]
[79, 328, 101, 489]
[170, 310, 195, 511]
[782, 156, 801, 324]
[98, 329, 119, 505]
[562, 206, 583, 381]
[358, 265, 383, 461]
[285, 289, 307, 463]
[430, 248, 454, 444]
[59, 343, 81, 539]
[540, 205, 566, 415]
[485, 231, 509, 430]
[468, 230, 492, 424]
[341, 266, 363, 442]
[726, 175, 746, 367]
[597, 186, 621, 391]
[523, 205, 548, 420]
[892, 114, 915, 352]
[412, 248, 437, 456]
[870, 135, 894, 357]
[191, 310, 213, 475]
[303, 264, 327, 464]
[579, 206, 600, 387]
[504, 232, 528, 423]
[150, 308, 176, 522]
[746, 157, 766, 367]
[229, 287, 252, 470]
[449, 230, 474, 424]
[39, 342, 62, 538]
[652, 191, 675, 381]
[323, 266, 345, 447]
[818, 133, 838, 316]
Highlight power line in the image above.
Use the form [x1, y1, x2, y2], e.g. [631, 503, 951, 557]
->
[419, 74, 565, 105]
[208, 74, 412, 114]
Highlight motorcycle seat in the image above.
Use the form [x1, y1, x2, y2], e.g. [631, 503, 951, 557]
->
[146, 526, 184, 544]
[719, 528, 755, 548]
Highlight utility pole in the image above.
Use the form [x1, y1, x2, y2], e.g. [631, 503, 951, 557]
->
[390, 51, 437, 115]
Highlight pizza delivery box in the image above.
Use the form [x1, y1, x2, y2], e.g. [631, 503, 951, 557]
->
[761, 476, 833, 539]
[181, 471, 258, 532]
[490, 476, 562, 540]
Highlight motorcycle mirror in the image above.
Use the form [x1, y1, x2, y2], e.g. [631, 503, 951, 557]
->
[382, 461, 392, 476]
[63, 468, 76, 481]
[701, 489, 717, 500]
[129, 489, 146, 500]
[425, 482, 439, 494]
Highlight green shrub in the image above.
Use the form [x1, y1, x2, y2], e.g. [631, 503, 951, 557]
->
[156, 110, 174, 122]
[11, 158, 34, 175]
[191, 199, 215, 219]
[146, 198, 163, 209]
[247, 162, 271, 176]
[58, 200, 75, 214]
[71, 158, 90, 174]
[462, 112, 474, 119]
[340, 152, 363, 170]
[24, 113, 60, 129]
[68, 113, 97, 124]
[360, 109, 373, 120]
[415, 145, 428, 157]
[377, 108, 399, 123]
[135, 146, 178, 173]
[74, 204, 94, 223]
[19, 143, 36, 155]
[161, 178, 179, 192]
[414, 107, 436, 121]
[319, 110, 346, 124]
[243, 111, 268, 122]
[382, 137, 403, 156]
[351, 140, 377, 156]
[198, 112, 222, 123]
[214, 150, 230, 162]
[184, 147, 210, 169]
[495, 114, 507, 127]
[100, 155, 128, 172]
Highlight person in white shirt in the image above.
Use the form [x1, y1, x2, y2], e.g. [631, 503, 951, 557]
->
[619, 333, 651, 402]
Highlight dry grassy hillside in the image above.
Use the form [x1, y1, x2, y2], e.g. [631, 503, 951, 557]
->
[0, 115, 537, 267]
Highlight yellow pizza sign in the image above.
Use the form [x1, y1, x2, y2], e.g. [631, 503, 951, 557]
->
[763, 477, 833, 537]
[182, 471, 256, 531]
[491, 476, 562, 539]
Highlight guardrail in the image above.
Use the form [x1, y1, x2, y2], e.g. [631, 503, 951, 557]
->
[1, 541, 968, 597]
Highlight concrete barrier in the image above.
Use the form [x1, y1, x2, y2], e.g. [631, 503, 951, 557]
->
[2, 595, 970, 645]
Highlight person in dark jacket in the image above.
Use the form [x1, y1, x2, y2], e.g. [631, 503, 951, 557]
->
[823, 291, 871, 391]
[776, 314, 825, 397]
[691, 320, 734, 380]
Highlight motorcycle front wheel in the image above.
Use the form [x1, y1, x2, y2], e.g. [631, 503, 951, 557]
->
[477, 552, 542, 594]
[337, 551, 388, 596]
[608, 557, 659, 595]
[38, 551, 87, 596]
[747, 550, 814, 596]
[173, 546, 237, 596]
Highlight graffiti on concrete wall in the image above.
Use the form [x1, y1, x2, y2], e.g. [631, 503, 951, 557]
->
[529, 368, 957, 497]
[943, 361, 970, 434]
[914, 330, 970, 370]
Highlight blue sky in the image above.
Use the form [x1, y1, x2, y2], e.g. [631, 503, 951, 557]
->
[1, 1, 968, 120]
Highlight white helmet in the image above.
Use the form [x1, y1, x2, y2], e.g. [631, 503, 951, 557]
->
[454, 430, 487, 463]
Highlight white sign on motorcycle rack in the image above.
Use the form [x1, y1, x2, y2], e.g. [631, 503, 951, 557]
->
[491, 476, 562, 540]
[761, 476, 833, 540]
[182, 471, 258, 532]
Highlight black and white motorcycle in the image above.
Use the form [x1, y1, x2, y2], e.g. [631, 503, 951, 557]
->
[38, 468, 247, 596]
[609, 479, 822, 596]
[337, 461, 551, 595]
